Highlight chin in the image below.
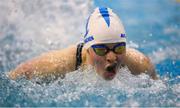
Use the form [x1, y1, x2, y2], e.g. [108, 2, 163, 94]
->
[97, 68, 117, 81]
[103, 72, 116, 80]
[104, 76, 115, 80]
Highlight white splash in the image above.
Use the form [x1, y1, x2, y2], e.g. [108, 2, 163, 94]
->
[149, 46, 180, 64]
[0, 0, 93, 71]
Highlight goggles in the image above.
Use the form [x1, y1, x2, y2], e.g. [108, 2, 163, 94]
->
[91, 42, 126, 56]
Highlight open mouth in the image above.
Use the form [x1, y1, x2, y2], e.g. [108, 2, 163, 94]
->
[104, 63, 117, 79]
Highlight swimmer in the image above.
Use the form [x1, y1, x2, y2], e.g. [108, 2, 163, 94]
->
[8, 7, 157, 81]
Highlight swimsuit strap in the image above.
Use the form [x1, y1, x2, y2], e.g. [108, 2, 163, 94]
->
[75, 43, 84, 70]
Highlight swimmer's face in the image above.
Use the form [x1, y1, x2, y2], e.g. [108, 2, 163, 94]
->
[87, 42, 126, 80]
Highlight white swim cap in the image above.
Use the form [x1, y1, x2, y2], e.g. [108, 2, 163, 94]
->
[83, 7, 126, 48]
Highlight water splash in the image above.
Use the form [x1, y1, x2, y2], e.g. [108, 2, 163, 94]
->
[0, 0, 93, 72]
[1, 66, 179, 107]
[0, 0, 179, 107]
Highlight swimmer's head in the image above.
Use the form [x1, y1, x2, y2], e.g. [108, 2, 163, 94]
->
[83, 7, 126, 49]
[84, 7, 126, 80]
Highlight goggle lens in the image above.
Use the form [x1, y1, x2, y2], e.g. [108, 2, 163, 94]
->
[92, 42, 126, 56]
[114, 45, 126, 54]
[92, 45, 108, 56]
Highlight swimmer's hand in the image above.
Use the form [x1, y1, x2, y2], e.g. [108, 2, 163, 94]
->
[8, 45, 77, 80]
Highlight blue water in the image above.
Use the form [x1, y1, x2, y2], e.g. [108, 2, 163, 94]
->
[0, 0, 179, 107]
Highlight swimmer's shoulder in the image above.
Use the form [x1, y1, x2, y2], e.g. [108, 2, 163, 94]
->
[125, 48, 146, 59]
[125, 48, 151, 70]
[124, 48, 157, 79]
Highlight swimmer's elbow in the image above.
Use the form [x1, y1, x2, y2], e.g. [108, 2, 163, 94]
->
[145, 57, 158, 80]
[150, 70, 158, 80]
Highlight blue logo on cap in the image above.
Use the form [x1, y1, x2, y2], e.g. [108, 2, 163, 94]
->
[99, 7, 110, 27]
[84, 36, 94, 43]
[120, 34, 126, 37]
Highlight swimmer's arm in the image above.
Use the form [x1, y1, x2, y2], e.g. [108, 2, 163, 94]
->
[124, 48, 158, 80]
[8, 45, 77, 80]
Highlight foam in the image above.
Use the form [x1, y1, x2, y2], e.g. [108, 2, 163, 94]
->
[149, 46, 180, 64]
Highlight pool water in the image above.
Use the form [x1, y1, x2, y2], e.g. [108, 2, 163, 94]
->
[0, 0, 179, 107]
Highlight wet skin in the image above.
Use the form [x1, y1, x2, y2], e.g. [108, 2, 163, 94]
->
[8, 43, 157, 80]
[86, 43, 126, 80]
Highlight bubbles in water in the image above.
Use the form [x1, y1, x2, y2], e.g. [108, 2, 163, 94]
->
[128, 41, 139, 49]
[0, 0, 93, 72]
[0, 0, 179, 107]
[149, 46, 180, 64]
[0, 63, 179, 107]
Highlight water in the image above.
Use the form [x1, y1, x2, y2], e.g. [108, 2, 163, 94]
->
[0, 0, 179, 107]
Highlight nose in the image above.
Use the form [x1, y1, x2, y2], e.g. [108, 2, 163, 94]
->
[106, 51, 117, 63]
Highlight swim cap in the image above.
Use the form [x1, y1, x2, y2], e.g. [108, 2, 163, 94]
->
[83, 7, 126, 48]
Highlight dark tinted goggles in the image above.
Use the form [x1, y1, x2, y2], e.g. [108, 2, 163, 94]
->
[91, 42, 126, 56]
